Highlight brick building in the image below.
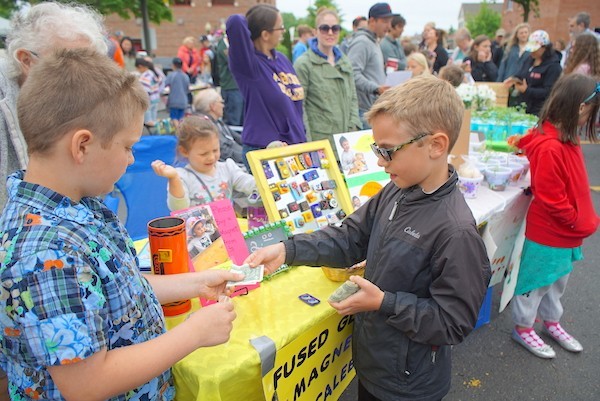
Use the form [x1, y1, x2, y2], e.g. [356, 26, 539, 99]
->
[501, 0, 599, 44]
[104, 0, 274, 57]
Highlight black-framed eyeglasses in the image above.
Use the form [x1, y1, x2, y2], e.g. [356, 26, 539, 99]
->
[318, 24, 341, 34]
[582, 83, 600, 104]
[268, 25, 285, 32]
[370, 133, 431, 162]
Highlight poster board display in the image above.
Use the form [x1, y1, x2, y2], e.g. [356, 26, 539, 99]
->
[171, 199, 249, 270]
[333, 130, 390, 208]
[246, 141, 353, 235]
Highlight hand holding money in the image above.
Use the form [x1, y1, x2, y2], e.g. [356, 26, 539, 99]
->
[328, 280, 360, 303]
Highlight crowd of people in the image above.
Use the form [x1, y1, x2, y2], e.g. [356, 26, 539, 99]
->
[0, 1, 598, 401]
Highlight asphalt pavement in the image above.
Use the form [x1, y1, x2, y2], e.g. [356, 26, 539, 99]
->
[339, 143, 600, 401]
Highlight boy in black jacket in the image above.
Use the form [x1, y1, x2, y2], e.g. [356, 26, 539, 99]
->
[245, 75, 491, 401]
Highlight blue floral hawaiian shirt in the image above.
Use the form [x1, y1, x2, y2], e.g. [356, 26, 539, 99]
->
[0, 171, 174, 400]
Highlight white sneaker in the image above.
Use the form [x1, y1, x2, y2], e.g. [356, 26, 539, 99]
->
[542, 323, 583, 353]
[512, 328, 556, 359]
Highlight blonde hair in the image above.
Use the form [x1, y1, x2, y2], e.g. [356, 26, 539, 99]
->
[18, 48, 148, 155]
[365, 75, 464, 149]
[407, 52, 431, 76]
[315, 7, 339, 25]
[505, 23, 530, 48]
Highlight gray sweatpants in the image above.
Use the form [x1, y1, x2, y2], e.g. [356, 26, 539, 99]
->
[511, 274, 570, 327]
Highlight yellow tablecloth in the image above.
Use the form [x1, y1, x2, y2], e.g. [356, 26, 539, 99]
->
[166, 266, 343, 401]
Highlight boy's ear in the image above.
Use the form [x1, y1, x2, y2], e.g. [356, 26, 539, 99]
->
[428, 132, 449, 160]
[71, 129, 94, 164]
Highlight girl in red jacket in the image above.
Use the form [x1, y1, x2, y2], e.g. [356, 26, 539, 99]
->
[511, 74, 599, 359]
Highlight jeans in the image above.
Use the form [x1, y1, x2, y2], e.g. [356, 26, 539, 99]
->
[242, 144, 262, 174]
[222, 88, 244, 126]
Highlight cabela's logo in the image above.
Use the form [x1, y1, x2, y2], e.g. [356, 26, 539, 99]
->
[404, 227, 421, 239]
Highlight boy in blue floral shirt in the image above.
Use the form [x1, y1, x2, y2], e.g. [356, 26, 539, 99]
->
[0, 49, 242, 400]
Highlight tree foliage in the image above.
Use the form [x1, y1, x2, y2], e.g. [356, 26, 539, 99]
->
[466, 1, 501, 39]
[31, 0, 173, 24]
[511, 0, 540, 22]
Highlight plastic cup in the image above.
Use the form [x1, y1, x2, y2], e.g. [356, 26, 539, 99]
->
[510, 156, 530, 177]
[484, 166, 512, 191]
[458, 175, 484, 198]
[506, 163, 524, 185]
[148, 216, 192, 316]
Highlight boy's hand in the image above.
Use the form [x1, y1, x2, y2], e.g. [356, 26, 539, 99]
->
[244, 243, 286, 275]
[328, 276, 384, 315]
[187, 302, 237, 347]
[195, 270, 245, 300]
[151, 160, 179, 179]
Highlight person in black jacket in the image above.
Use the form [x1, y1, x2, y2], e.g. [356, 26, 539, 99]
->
[245, 75, 491, 401]
[463, 34, 498, 82]
[507, 30, 562, 115]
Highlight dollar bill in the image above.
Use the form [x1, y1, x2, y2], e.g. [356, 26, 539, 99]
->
[228, 263, 264, 286]
[328, 280, 360, 303]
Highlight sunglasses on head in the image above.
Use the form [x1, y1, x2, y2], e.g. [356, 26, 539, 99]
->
[370, 133, 431, 162]
[318, 24, 341, 34]
[582, 82, 600, 104]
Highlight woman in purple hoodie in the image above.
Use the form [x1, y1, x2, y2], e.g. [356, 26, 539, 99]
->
[226, 5, 306, 170]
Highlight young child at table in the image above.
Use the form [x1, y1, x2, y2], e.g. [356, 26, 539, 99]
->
[0, 48, 242, 401]
[244, 75, 491, 401]
[152, 115, 256, 211]
[509, 74, 599, 359]
[164, 57, 191, 124]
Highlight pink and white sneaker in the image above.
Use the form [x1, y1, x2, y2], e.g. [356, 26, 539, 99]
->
[512, 328, 556, 359]
[542, 322, 583, 353]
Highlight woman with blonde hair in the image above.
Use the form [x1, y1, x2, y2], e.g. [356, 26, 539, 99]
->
[497, 23, 531, 82]
[406, 52, 431, 77]
[177, 36, 201, 83]
[563, 33, 600, 76]
[293, 7, 361, 151]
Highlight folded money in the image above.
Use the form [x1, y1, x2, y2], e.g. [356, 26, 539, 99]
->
[328, 280, 360, 303]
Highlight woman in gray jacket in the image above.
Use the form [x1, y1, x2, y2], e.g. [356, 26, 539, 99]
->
[293, 7, 361, 152]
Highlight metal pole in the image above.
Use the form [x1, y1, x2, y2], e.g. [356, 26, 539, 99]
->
[141, 0, 152, 54]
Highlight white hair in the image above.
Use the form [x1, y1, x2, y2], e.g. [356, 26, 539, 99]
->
[193, 88, 221, 114]
[7, 2, 108, 78]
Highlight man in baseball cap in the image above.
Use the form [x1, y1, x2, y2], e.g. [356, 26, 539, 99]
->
[368, 2, 398, 19]
[347, 2, 398, 128]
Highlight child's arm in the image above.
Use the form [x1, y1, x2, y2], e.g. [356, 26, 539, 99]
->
[47, 269, 244, 400]
[328, 275, 384, 314]
[144, 269, 244, 304]
[151, 160, 188, 210]
[226, 159, 256, 195]
[48, 301, 237, 401]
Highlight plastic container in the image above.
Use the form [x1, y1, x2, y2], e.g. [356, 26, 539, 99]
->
[510, 156, 530, 177]
[458, 175, 484, 198]
[506, 162, 525, 185]
[484, 166, 512, 191]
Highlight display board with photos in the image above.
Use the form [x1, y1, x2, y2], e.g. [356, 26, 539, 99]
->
[246, 140, 353, 235]
[333, 130, 390, 209]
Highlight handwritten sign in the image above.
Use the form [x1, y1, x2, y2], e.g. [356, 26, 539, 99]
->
[209, 199, 249, 265]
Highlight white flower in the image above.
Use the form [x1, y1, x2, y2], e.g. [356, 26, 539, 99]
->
[456, 84, 496, 110]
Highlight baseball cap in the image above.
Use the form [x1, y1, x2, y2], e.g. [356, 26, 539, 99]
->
[525, 30, 550, 52]
[495, 28, 506, 37]
[368, 3, 398, 19]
